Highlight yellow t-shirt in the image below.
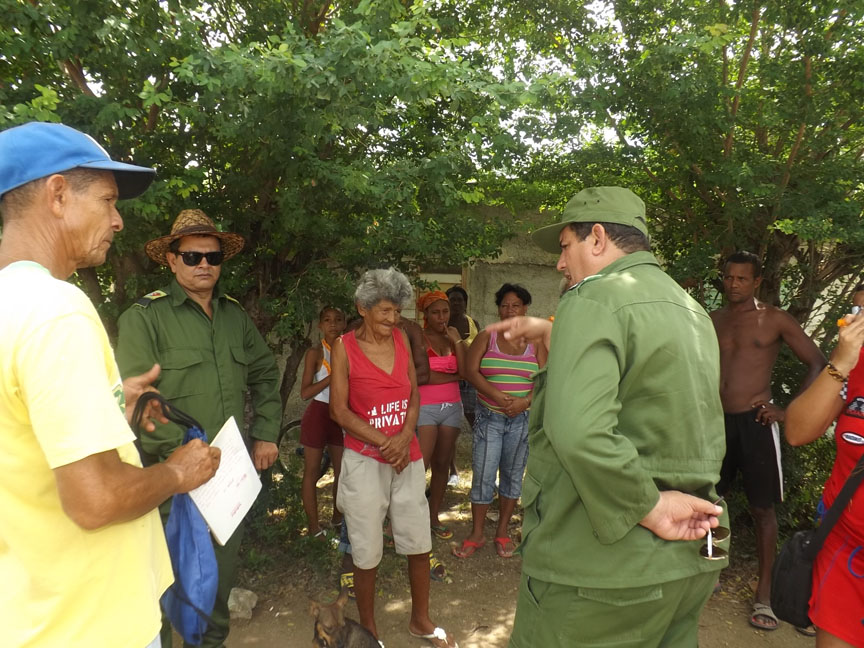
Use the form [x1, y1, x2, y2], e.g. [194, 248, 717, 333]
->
[0, 261, 172, 647]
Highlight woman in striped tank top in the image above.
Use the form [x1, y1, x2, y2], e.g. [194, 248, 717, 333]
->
[453, 284, 547, 559]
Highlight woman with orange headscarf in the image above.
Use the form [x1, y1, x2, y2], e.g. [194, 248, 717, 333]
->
[417, 290, 466, 543]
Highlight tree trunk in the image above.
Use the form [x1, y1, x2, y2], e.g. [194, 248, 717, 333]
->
[280, 339, 311, 413]
[760, 231, 799, 307]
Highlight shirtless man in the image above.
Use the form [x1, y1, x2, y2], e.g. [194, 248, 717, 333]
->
[710, 251, 825, 631]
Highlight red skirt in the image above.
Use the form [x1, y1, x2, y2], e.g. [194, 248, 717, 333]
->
[809, 523, 864, 646]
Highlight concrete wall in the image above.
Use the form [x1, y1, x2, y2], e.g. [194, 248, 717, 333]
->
[464, 230, 562, 325]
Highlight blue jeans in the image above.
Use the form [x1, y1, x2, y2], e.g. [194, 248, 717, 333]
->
[470, 404, 530, 504]
[338, 518, 352, 555]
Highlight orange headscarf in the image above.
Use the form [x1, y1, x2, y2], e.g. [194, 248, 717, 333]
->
[418, 291, 449, 327]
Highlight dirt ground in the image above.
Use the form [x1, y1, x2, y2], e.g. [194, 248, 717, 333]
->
[226, 434, 815, 648]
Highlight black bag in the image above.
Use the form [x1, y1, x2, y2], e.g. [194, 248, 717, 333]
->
[770, 530, 819, 627]
[770, 454, 864, 626]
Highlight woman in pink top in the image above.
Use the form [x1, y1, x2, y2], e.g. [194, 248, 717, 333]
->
[417, 291, 466, 541]
[330, 268, 458, 648]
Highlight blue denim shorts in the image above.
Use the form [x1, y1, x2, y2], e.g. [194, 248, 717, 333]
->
[470, 404, 530, 504]
[337, 518, 352, 555]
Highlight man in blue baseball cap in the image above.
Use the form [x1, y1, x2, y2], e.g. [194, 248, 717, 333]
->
[0, 122, 221, 647]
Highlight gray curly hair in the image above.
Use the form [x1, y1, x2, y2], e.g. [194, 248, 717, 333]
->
[354, 267, 413, 310]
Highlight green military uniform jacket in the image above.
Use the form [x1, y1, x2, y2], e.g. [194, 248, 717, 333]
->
[521, 251, 728, 588]
[115, 279, 281, 464]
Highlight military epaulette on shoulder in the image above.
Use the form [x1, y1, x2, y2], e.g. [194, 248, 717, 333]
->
[224, 294, 245, 309]
[134, 289, 168, 308]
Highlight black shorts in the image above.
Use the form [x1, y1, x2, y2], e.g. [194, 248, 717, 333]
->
[717, 409, 783, 508]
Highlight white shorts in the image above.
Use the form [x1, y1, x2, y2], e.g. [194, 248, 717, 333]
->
[337, 448, 431, 569]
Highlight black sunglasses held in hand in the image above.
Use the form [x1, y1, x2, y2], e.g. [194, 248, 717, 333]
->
[176, 250, 224, 266]
[700, 496, 729, 560]
[699, 526, 730, 560]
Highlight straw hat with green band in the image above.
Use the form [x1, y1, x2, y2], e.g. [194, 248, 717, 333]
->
[145, 209, 245, 266]
[531, 186, 649, 254]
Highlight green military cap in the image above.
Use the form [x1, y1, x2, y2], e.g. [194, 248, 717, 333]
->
[531, 186, 648, 253]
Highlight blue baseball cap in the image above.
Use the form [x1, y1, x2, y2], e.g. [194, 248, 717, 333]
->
[0, 122, 155, 200]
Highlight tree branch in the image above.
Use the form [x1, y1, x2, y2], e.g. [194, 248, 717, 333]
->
[609, 113, 693, 217]
[824, 9, 847, 43]
[770, 122, 806, 221]
[63, 58, 97, 97]
[279, 339, 311, 410]
[145, 74, 171, 132]
[723, 6, 762, 157]
[770, 55, 811, 221]
[772, 131, 787, 158]
[28, 2, 98, 98]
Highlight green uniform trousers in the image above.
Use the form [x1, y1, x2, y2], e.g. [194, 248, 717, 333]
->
[509, 570, 716, 648]
[159, 514, 245, 648]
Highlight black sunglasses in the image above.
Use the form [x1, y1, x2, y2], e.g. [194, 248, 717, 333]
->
[176, 250, 224, 267]
[699, 526, 730, 560]
[700, 496, 729, 560]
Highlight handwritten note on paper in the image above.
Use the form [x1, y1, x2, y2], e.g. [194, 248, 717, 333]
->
[189, 416, 262, 546]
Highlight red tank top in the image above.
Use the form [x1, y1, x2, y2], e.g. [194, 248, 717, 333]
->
[341, 328, 422, 463]
[822, 347, 864, 538]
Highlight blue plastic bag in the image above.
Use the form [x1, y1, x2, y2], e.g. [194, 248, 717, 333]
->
[130, 393, 220, 645]
[161, 425, 219, 645]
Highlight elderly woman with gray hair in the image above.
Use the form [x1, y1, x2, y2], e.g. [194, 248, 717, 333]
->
[330, 268, 458, 648]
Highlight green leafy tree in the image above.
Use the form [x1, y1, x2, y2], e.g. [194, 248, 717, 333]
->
[504, 0, 864, 531]
[516, 1, 863, 320]
[1, 0, 541, 400]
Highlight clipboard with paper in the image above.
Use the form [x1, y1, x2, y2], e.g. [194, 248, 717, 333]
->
[188, 416, 262, 546]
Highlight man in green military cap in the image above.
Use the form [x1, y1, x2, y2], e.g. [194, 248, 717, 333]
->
[489, 186, 728, 647]
[116, 209, 282, 648]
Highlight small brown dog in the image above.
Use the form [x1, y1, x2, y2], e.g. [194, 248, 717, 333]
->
[309, 590, 380, 648]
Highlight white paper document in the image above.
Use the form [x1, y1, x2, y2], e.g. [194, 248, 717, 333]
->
[189, 416, 262, 546]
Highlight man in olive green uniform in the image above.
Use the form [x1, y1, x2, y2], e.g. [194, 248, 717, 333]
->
[116, 209, 281, 648]
[494, 187, 727, 648]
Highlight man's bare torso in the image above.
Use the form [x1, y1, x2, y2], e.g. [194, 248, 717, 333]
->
[711, 301, 783, 413]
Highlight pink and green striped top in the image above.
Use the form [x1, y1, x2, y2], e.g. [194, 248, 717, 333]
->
[478, 331, 539, 413]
